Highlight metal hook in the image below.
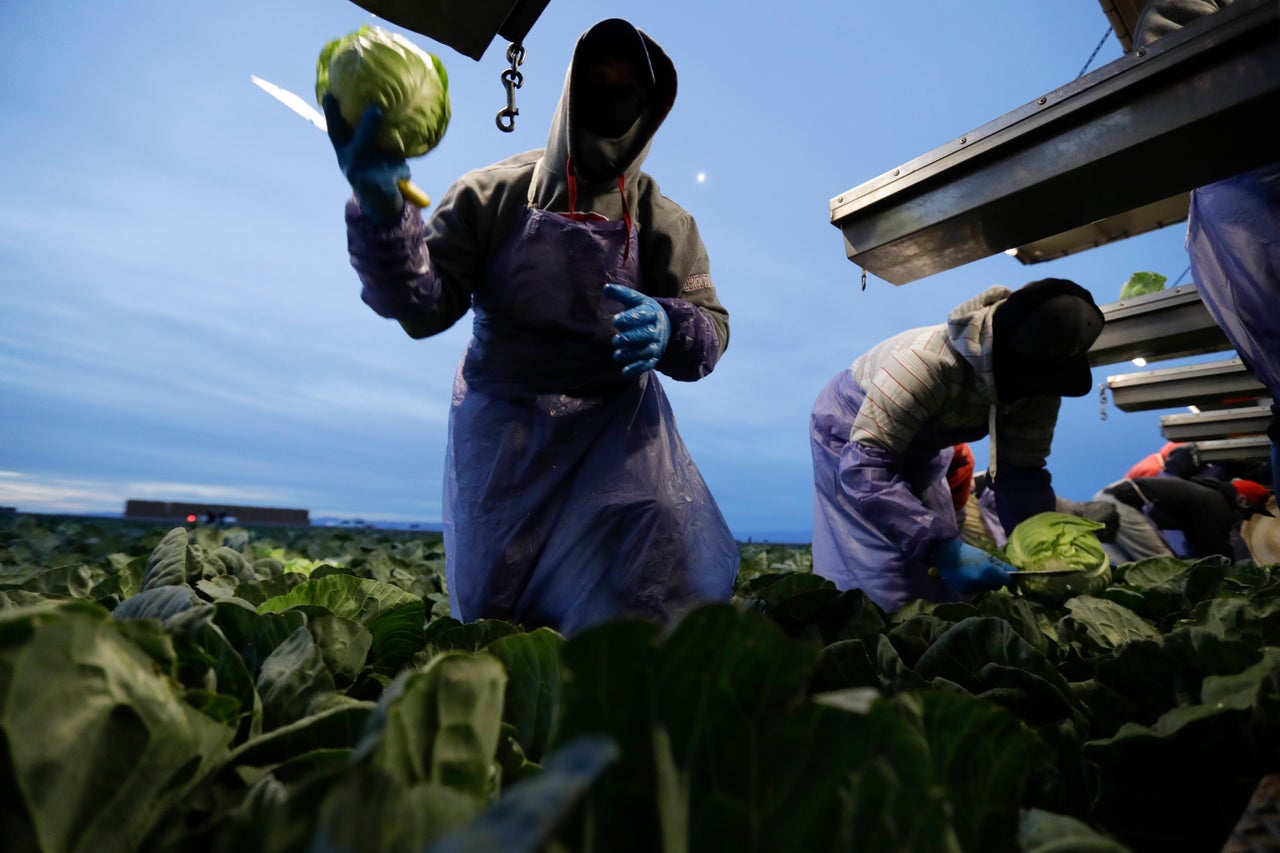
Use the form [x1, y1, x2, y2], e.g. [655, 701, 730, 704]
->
[495, 42, 526, 132]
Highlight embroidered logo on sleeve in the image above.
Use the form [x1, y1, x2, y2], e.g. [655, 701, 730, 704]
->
[683, 273, 713, 293]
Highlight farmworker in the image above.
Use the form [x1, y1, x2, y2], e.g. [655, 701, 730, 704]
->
[951, 447, 1009, 551]
[959, 472, 1006, 552]
[1241, 494, 1280, 564]
[810, 278, 1106, 611]
[1134, 0, 1280, 490]
[1185, 164, 1280, 488]
[1125, 441, 1198, 479]
[324, 18, 737, 635]
[960, 470, 1120, 554]
[946, 443, 976, 511]
[1125, 439, 1267, 484]
[1093, 475, 1273, 562]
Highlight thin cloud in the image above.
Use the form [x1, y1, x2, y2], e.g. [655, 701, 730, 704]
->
[0, 472, 123, 514]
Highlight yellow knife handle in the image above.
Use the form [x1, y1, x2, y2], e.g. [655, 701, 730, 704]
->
[398, 178, 431, 209]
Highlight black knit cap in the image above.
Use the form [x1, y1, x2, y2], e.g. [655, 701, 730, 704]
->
[993, 278, 1105, 398]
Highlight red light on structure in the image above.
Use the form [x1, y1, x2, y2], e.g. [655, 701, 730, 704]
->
[187, 514, 197, 523]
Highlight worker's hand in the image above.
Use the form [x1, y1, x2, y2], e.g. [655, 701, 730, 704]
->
[323, 94, 408, 224]
[929, 537, 1013, 595]
[605, 283, 670, 377]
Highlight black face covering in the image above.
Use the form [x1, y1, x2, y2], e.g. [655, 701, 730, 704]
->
[575, 118, 644, 184]
[573, 19, 656, 138]
[577, 80, 647, 138]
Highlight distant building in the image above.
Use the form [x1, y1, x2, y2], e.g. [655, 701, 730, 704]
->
[124, 500, 309, 527]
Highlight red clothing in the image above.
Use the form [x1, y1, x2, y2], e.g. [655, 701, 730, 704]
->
[947, 443, 976, 511]
[1125, 441, 1183, 479]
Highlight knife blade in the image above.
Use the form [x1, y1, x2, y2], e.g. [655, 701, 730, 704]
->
[250, 75, 431, 208]
[929, 566, 1082, 579]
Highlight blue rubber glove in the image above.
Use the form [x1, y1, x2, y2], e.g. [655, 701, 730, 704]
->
[605, 283, 670, 377]
[323, 94, 409, 224]
[930, 537, 1013, 595]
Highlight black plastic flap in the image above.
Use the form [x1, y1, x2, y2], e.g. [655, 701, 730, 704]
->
[347, 0, 551, 60]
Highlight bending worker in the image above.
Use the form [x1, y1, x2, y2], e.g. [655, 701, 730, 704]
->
[1094, 475, 1273, 563]
[810, 279, 1105, 611]
[325, 19, 737, 635]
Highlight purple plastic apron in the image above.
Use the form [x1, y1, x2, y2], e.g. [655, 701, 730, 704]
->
[1188, 163, 1280, 398]
[810, 370, 965, 611]
[442, 189, 737, 636]
[1187, 162, 1280, 486]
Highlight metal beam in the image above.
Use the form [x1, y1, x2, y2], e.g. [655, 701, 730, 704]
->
[1088, 284, 1231, 367]
[1009, 193, 1189, 266]
[1160, 404, 1274, 441]
[1193, 436, 1273, 463]
[829, 0, 1280, 285]
[1105, 358, 1267, 413]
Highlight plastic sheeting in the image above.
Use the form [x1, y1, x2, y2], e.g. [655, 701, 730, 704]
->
[1188, 162, 1280, 485]
[443, 204, 736, 636]
[810, 370, 965, 611]
[1187, 162, 1280, 397]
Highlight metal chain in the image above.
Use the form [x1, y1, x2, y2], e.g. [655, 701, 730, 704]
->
[496, 42, 526, 132]
[1098, 382, 1109, 421]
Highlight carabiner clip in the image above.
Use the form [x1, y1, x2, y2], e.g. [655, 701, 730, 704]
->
[495, 42, 525, 133]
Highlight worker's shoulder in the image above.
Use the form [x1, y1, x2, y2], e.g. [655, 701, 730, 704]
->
[457, 150, 541, 190]
[439, 151, 540, 213]
[1188, 475, 1237, 499]
[631, 172, 701, 235]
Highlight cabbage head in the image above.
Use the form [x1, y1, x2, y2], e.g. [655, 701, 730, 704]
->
[315, 25, 451, 158]
[1118, 270, 1167, 300]
[1004, 511, 1112, 602]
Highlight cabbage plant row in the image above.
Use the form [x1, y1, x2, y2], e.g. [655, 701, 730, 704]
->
[1, 514, 1277, 853]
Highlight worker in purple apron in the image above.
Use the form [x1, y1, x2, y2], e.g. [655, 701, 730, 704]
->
[324, 19, 737, 635]
[1185, 164, 1280, 488]
[809, 280, 1105, 611]
[1134, 0, 1279, 489]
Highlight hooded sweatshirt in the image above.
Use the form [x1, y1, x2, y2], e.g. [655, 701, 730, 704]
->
[842, 285, 1062, 534]
[847, 286, 1061, 467]
[346, 19, 729, 383]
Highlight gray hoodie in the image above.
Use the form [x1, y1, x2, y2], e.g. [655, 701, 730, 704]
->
[846, 286, 1061, 470]
[349, 19, 729, 382]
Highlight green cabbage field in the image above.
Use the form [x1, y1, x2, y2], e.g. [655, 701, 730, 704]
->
[2, 513, 1277, 853]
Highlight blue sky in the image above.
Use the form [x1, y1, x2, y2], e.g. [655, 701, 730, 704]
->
[1, 1, 1209, 540]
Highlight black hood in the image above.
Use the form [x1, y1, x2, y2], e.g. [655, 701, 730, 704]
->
[529, 19, 677, 217]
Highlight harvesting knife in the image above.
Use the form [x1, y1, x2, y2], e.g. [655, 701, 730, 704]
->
[929, 566, 1081, 579]
[250, 74, 431, 208]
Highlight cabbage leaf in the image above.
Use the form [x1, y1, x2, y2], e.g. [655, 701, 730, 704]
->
[1118, 270, 1167, 300]
[1004, 512, 1111, 601]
